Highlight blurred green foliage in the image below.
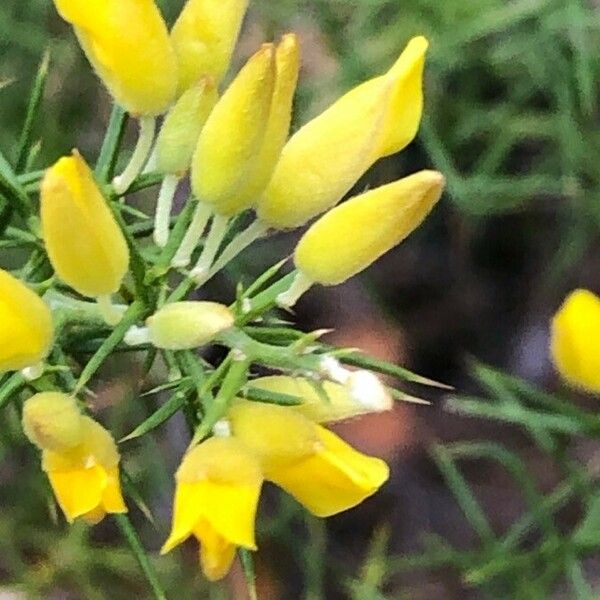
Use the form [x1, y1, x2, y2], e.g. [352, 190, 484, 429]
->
[1, 0, 599, 598]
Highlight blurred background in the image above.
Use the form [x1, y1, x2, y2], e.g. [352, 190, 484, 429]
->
[1, 0, 599, 598]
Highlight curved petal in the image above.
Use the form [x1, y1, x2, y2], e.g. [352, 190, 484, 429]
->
[194, 519, 237, 582]
[161, 482, 205, 554]
[101, 467, 127, 514]
[266, 426, 389, 517]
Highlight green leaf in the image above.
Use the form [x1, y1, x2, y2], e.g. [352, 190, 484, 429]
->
[120, 385, 191, 442]
[95, 105, 128, 183]
[242, 385, 303, 406]
[16, 50, 50, 173]
[0, 149, 33, 217]
[0, 372, 26, 410]
[574, 492, 600, 549]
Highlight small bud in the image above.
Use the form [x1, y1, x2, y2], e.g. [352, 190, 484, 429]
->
[156, 77, 218, 176]
[41, 151, 130, 298]
[147, 301, 234, 350]
[294, 170, 444, 286]
[551, 289, 600, 393]
[171, 0, 249, 95]
[22, 392, 83, 452]
[53, 0, 177, 115]
[248, 374, 392, 423]
[0, 269, 53, 374]
[191, 44, 276, 216]
[258, 36, 428, 228]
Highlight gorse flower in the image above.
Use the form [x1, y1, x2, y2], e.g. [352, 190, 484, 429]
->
[53, 0, 177, 116]
[163, 401, 389, 580]
[171, 0, 249, 95]
[551, 289, 600, 394]
[0, 269, 53, 374]
[40, 151, 129, 323]
[23, 393, 127, 524]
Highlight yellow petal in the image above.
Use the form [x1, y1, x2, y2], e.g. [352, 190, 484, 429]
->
[266, 426, 389, 517]
[22, 392, 84, 452]
[248, 374, 391, 423]
[41, 151, 130, 298]
[227, 401, 320, 470]
[194, 519, 237, 582]
[146, 301, 234, 350]
[257, 36, 428, 229]
[233, 33, 300, 209]
[0, 269, 53, 373]
[162, 438, 262, 554]
[53, 0, 177, 115]
[47, 465, 107, 523]
[191, 44, 276, 216]
[171, 0, 249, 95]
[155, 76, 218, 176]
[102, 466, 127, 514]
[551, 289, 600, 393]
[81, 506, 107, 525]
[294, 170, 444, 285]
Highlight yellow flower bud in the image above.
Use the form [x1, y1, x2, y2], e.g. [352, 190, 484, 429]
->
[146, 301, 234, 350]
[248, 374, 392, 423]
[39, 416, 126, 524]
[171, 0, 249, 95]
[551, 289, 600, 393]
[53, 0, 177, 115]
[161, 437, 262, 581]
[258, 36, 428, 228]
[41, 151, 130, 298]
[0, 268, 53, 373]
[155, 77, 218, 176]
[227, 401, 389, 517]
[191, 44, 276, 216]
[22, 393, 83, 452]
[294, 170, 444, 286]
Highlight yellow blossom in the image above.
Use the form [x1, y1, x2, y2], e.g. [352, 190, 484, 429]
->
[155, 77, 219, 177]
[258, 36, 428, 228]
[41, 151, 130, 299]
[227, 401, 389, 517]
[192, 35, 300, 217]
[551, 289, 600, 394]
[23, 393, 126, 524]
[295, 170, 444, 286]
[248, 374, 392, 423]
[171, 0, 249, 95]
[161, 437, 262, 581]
[0, 268, 53, 373]
[145, 301, 234, 350]
[53, 0, 177, 115]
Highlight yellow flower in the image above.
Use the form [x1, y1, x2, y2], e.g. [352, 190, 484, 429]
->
[23, 393, 126, 524]
[0, 268, 53, 373]
[551, 289, 600, 394]
[53, 0, 177, 116]
[146, 301, 234, 350]
[161, 437, 262, 581]
[248, 374, 392, 423]
[295, 170, 444, 286]
[155, 76, 219, 177]
[192, 35, 300, 217]
[41, 151, 130, 299]
[171, 0, 249, 95]
[227, 401, 389, 517]
[257, 36, 428, 228]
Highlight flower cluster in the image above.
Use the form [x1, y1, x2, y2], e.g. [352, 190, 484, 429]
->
[0, 0, 451, 585]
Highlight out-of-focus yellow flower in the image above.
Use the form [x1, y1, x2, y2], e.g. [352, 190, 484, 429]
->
[295, 170, 444, 286]
[146, 301, 234, 350]
[155, 77, 218, 177]
[248, 374, 392, 423]
[161, 437, 262, 581]
[192, 35, 299, 217]
[551, 289, 600, 394]
[258, 36, 428, 228]
[171, 0, 249, 95]
[41, 151, 129, 299]
[227, 401, 389, 517]
[0, 268, 53, 373]
[53, 0, 177, 115]
[23, 393, 126, 524]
